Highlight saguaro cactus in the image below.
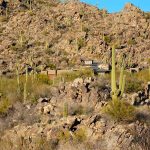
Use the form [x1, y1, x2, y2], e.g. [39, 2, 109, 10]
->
[111, 46, 126, 100]
[23, 65, 28, 103]
[16, 63, 20, 94]
[19, 31, 23, 48]
[63, 102, 68, 118]
[111, 45, 117, 100]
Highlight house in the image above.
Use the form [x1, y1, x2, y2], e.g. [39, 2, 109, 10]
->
[57, 69, 73, 75]
[91, 63, 111, 74]
[129, 67, 141, 73]
[83, 60, 94, 66]
[41, 69, 74, 79]
[41, 70, 57, 79]
[98, 63, 110, 71]
[47, 70, 57, 79]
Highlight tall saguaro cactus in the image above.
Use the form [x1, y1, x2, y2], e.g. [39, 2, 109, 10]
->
[111, 45, 117, 100]
[111, 46, 126, 100]
[16, 63, 20, 94]
[23, 65, 28, 103]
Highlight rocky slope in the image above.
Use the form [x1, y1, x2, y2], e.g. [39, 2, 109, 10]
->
[0, 1, 150, 149]
[0, 0, 150, 75]
[0, 77, 150, 150]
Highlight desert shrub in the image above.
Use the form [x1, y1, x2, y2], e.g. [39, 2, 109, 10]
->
[45, 48, 55, 55]
[37, 74, 52, 85]
[58, 130, 71, 142]
[74, 128, 87, 143]
[125, 69, 149, 93]
[104, 99, 135, 122]
[144, 12, 150, 20]
[10, 43, 27, 52]
[81, 24, 89, 33]
[134, 69, 150, 83]
[76, 37, 86, 50]
[0, 99, 11, 115]
[58, 128, 87, 144]
[48, 63, 56, 69]
[103, 35, 111, 44]
[127, 39, 137, 45]
[125, 79, 143, 93]
[0, 77, 22, 102]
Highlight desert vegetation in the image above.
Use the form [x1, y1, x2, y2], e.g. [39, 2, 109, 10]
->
[0, 0, 150, 149]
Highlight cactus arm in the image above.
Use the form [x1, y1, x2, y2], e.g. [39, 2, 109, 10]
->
[119, 56, 125, 92]
[121, 75, 126, 97]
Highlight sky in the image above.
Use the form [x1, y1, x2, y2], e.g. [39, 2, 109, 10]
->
[80, 0, 150, 13]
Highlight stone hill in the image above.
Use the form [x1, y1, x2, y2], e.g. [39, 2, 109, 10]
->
[0, 0, 150, 75]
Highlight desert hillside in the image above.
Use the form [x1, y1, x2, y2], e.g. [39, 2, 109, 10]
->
[0, 0, 150, 75]
[0, 0, 150, 150]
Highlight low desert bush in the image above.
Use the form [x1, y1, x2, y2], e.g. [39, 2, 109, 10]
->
[125, 69, 149, 93]
[0, 99, 11, 115]
[76, 37, 86, 50]
[104, 99, 135, 122]
[58, 128, 87, 144]
[103, 35, 111, 44]
[74, 128, 87, 143]
[125, 79, 143, 93]
[58, 130, 71, 142]
[37, 74, 53, 85]
[127, 38, 137, 45]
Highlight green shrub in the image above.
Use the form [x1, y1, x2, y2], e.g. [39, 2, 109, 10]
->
[144, 12, 150, 20]
[37, 74, 52, 85]
[125, 69, 149, 93]
[74, 128, 87, 143]
[127, 39, 137, 45]
[103, 35, 111, 44]
[125, 79, 143, 93]
[76, 37, 86, 50]
[104, 99, 135, 122]
[45, 48, 55, 55]
[58, 130, 71, 142]
[0, 99, 11, 114]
